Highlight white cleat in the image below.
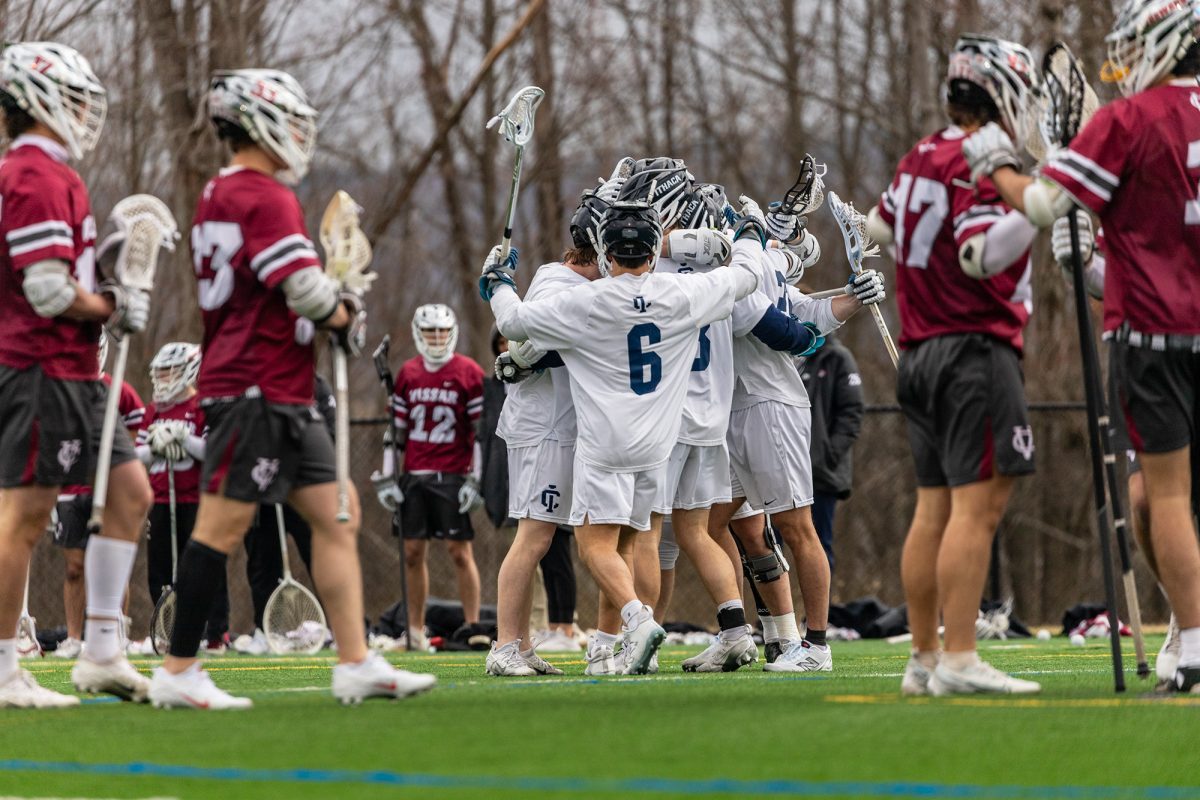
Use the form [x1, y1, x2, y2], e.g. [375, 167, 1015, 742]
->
[682, 629, 758, 673]
[619, 617, 666, 676]
[0, 669, 80, 708]
[901, 656, 936, 696]
[485, 641, 536, 677]
[584, 635, 618, 676]
[53, 637, 83, 659]
[1157, 614, 1181, 684]
[647, 652, 659, 674]
[149, 664, 252, 710]
[522, 647, 563, 676]
[72, 656, 150, 702]
[763, 639, 832, 673]
[928, 659, 1041, 696]
[332, 652, 436, 705]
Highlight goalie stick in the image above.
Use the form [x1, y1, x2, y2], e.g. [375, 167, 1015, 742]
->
[372, 335, 411, 651]
[88, 195, 178, 535]
[487, 86, 545, 259]
[319, 190, 376, 524]
[827, 191, 900, 369]
[1040, 42, 1146, 689]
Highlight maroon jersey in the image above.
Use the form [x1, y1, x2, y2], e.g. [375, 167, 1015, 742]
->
[878, 127, 1033, 352]
[61, 376, 144, 497]
[0, 135, 100, 379]
[191, 167, 322, 404]
[1042, 81, 1200, 335]
[137, 394, 205, 504]
[392, 354, 484, 474]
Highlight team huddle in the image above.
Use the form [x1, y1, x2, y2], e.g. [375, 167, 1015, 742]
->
[0, 0, 1198, 711]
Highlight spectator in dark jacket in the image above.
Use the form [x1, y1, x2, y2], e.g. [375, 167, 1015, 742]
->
[480, 328, 511, 528]
[798, 336, 864, 572]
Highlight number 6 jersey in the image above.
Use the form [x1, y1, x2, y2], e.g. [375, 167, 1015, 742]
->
[877, 126, 1032, 352]
[393, 353, 484, 474]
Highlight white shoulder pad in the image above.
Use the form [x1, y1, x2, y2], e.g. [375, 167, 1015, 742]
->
[1024, 179, 1075, 228]
[22, 260, 76, 318]
[282, 266, 340, 322]
[865, 205, 894, 245]
[958, 233, 988, 280]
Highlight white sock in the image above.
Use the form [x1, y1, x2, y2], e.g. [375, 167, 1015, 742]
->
[773, 614, 800, 644]
[594, 630, 620, 647]
[912, 650, 939, 669]
[942, 650, 979, 670]
[1179, 626, 1200, 668]
[620, 600, 649, 629]
[761, 616, 778, 643]
[83, 536, 137, 662]
[0, 639, 17, 681]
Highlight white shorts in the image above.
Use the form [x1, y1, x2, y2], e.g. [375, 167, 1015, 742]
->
[727, 401, 813, 514]
[656, 442, 732, 512]
[507, 440, 574, 525]
[568, 455, 666, 532]
[730, 500, 759, 521]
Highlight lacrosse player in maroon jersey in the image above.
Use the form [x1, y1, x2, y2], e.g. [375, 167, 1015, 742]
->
[0, 42, 155, 708]
[964, 0, 1200, 693]
[149, 69, 435, 709]
[373, 305, 485, 650]
[865, 35, 1042, 696]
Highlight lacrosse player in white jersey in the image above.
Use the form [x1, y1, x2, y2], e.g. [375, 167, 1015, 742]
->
[706, 196, 887, 673]
[485, 188, 607, 677]
[481, 199, 762, 675]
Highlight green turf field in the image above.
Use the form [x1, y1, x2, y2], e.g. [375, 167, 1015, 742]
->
[0, 637, 1196, 800]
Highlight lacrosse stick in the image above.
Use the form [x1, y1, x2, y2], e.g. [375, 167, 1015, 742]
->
[150, 463, 179, 655]
[319, 190, 375, 524]
[17, 569, 40, 658]
[827, 192, 900, 368]
[264, 504, 328, 655]
[89, 195, 178, 535]
[806, 287, 851, 301]
[487, 85, 545, 259]
[779, 153, 827, 217]
[372, 335, 410, 651]
[1042, 42, 1146, 688]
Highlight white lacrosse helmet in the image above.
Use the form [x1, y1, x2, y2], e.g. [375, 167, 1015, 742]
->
[946, 35, 1038, 143]
[412, 304, 458, 366]
[208, 69, 318, 183]
[0, 42, 106, 159]
[1104, 0, 1200, 96]
[149, 342, 201, 404]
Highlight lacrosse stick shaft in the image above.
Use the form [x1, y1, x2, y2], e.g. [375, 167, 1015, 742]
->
[275, 504, 293, 583]
[333, 348, 351, 523]
[868, 305, 900, 368]
[373, 337, 411, 652]
[807, 287, 850, 301]
[167, 463, 178, 583]
[500, 146, 526, 259]
[88, 336, 130, 533]
[1068, 214, 1126, 692]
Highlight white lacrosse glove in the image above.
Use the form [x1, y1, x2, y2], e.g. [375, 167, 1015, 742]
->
[1051, 210, 1094, 266]
[479, 246, 518, 301]
[962, 122, 1021, 183]
[371, 470, 404, 512]
[99, 282, 150, 336]
[494, 352, 534, 384]
[847, 270, 886, 306]
[732, 195, 769, 247]
[765, 202, 805, 244]
[457, 475, 483, 514]
[664, 229, 732, 270]
[147, 423, 186, 462]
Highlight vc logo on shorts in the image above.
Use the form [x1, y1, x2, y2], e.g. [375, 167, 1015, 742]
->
[251, 458, 280, 492]
[1011, 426, 1035, 461]
[540, 484, 561, 514]
[56, 439, 82, 472]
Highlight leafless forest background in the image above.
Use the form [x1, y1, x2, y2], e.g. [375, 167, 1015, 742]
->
[9, 0, 1164, 633]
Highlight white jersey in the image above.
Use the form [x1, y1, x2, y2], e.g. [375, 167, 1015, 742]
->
[730, 247, 842, 410]
[491, 246, 759, 471]
[496, 263, 586, 447]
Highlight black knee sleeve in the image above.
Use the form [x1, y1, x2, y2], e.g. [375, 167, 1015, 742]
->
[168, 540, 228, 658]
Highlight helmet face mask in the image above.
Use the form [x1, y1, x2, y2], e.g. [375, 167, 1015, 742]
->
[412, 304, 458, 366]
[946, 35, 1038, 144]
[208, 69, 318, 183]
[0, 42, 107, 159]
[149, 342, 201, 405]
[1104, 0, 1200, 96]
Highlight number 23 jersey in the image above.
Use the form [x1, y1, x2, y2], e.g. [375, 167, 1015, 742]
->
[393, 353, 484, 474]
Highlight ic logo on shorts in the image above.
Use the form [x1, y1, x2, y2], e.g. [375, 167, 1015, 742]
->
[251, 458, 280, 492]
[1011, 426, 1035, 461]
[57, 439, 82, 472]
[540, 484, 561, 514]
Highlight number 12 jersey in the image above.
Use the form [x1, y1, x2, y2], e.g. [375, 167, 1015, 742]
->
[393, 353, 484, 474]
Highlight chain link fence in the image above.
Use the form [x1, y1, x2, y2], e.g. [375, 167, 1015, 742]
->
[24, 404, 1167, 641]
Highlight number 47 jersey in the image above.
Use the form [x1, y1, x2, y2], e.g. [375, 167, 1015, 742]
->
[393, 354, 484, 474]
[878, 127, 1032, 353]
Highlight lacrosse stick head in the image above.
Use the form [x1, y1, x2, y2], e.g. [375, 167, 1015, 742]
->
[319, 190, 375, 295]
[1033, 42, 1101, 157]
[781, 154, 827, 216]
[827, 191, 880, 273]
[264, 582, 327, 655]
[100, 194, 179, 292]
[486, 85, 545, 147]
[150, 588, 176, 655]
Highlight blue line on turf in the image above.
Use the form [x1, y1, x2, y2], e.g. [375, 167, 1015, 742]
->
[0, 759, 1195, 798]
